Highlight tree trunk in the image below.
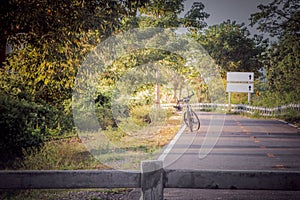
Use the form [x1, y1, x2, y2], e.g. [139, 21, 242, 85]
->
[155, 70, 160, 105]
[0, 34, 7, 67]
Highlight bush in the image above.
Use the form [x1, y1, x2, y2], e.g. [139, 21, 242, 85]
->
[130, 105, 151, 124]
[251, 110, 261, 118]
[280, 109, 300, 125]
[13, 138, 103, 170]
[0, 94, 42, 159]
[0, 93, 74, 161]
[95, 92, 117, 130]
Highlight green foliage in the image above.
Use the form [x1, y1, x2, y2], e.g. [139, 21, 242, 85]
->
[184, 2, 210, 31]
[130, 105, 151, 125]
[103, 126, 127, 142]
[280, 109, 300, 125]
[136, 0, 210, 34]
[0, 0, 144, 67]
[197, 20, 266, 78]
[263, 36, 300, 103]
[95, 91, 117, 130]
[1, 30, 101, 106]
[251, 0, 300, 104]
[0, 93, 75, 160]
[230, 93, 249, 105]
[250, 0, 300, 37]
[251, 110, 261, 118]
[0, 94, 49, 160]
[0, 0, 148, 161]
[138, 0, 184, 28]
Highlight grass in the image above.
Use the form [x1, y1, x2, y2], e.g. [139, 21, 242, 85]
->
[78, 109, 182, 170]
[0, 137, 118, 200]
[280, 109, 300, 127]
[0, 138, 133, 199]
[240, 109, 300, 128]
[0, 108, 182, 199]
[10, 137, 109, 170]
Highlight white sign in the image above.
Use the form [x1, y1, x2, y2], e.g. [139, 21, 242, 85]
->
[227, 72, 254, 82]
[226, 83, 254, 93]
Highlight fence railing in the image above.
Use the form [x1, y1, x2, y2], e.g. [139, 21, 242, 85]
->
[161, 103, 300, 116]
[1, 161, 300, 200]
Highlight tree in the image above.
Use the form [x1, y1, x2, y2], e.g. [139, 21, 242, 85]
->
[250, 0, 300, 37]
[0, 0, 149, 158]
[184, 2, 210, 32]
[0, 0, 148, 104]
[136, 1, 210, 103]
[197, 20, 266, 78]
[251, 0, 300, 104]
[0, 0, 149, 65]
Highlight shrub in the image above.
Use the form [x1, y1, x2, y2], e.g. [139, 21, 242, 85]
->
[281, 109, 300, 125]
[95, 92, 117, 130]
[0, 94, 42, 159]
[0, 93, 74, 161]
[130, 105, 151, 124]
[13, 138, 103, 170]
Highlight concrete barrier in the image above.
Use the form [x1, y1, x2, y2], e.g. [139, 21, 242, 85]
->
[164, 169, 300, 190]
[0, 170, 140, 189]
[1, 163, 300, 200]
[141, 160, 163, 200]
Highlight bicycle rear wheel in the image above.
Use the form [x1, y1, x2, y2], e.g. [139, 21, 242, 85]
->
[184, 110, 200, 132]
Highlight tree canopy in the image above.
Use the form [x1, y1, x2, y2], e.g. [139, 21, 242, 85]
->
[0, 0, 148, 66]
[0, 0, 148, 158]
[250, 0, 300, 37]
[251, 0, 300, 104]
[197, 20, 267, 78]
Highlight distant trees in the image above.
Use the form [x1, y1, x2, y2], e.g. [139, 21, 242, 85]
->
[197, 20, 267, 79]
[105, 0, 210, 104]
[251, 0, 300, 104]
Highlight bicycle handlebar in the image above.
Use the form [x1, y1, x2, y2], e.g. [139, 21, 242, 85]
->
[177, 92, 194, 103]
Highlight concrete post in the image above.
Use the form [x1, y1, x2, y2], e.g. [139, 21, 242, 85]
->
[140, 160, 163, 200]
[228, 92, 231, 112]
[248, 92, 251, 105]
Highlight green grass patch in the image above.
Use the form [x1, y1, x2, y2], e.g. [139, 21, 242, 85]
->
[279, 109, 300, 127]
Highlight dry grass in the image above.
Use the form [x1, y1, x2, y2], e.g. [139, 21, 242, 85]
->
[0, 111, 183, 199]
[11, 137, 110, 170]
[9, 109, 182, 171]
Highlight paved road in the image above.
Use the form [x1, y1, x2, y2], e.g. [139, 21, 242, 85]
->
[163, 112, 300, 171]
[160, 112, 300, 200]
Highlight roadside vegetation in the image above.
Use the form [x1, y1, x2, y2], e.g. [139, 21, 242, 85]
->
[248, 108, 300, 127]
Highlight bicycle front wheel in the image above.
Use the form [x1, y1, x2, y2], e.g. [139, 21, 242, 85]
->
[184, 110, 200, 132]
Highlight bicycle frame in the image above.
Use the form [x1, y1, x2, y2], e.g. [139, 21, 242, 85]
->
[174, 92, 200, 132]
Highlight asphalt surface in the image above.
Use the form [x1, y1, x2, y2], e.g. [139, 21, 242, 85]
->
[164, 112, 300, 171]
[159, 112, 300, 200]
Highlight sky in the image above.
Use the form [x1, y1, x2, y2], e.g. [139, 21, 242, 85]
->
[181, 0, 272, 36]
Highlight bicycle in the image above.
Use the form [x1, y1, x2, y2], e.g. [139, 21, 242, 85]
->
[173, 92, 200, 132]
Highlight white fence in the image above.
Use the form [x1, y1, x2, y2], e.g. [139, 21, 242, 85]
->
[161, 103, 300, 116]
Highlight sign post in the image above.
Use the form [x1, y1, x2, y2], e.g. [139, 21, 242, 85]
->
[226, 72, 254, 111]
